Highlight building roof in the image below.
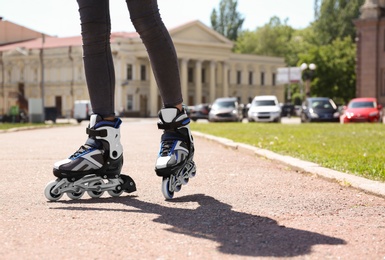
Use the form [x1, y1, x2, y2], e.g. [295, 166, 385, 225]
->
[0, 19, 233, 52]
[0, 19, 49, 46]
[0, 31, 139, 52]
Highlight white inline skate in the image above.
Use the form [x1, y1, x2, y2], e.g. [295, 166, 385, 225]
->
[44, 114, 136, 201]
[155, 107, 196, 199]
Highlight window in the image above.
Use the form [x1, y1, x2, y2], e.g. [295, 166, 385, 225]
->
[127, 95, 133, 110]
[188, 67, 194, 83]
[260, 72, 265, 86]
[201, 68, 206, 83]
[126, 64, 133, 80]
[140, 65, 146, 81]
[248, 71, 253, 85]
[237, 70, 242, 85]
[272, 73, 276, 86]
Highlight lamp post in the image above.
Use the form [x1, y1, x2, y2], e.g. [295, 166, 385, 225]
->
[300, 63, 316, 97]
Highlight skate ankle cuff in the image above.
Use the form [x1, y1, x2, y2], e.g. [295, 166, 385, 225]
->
[87, 117, 122, 137]
[157, 118, 190, 130]
[161, 131, 188, 142]
[87, 128, 108, 138]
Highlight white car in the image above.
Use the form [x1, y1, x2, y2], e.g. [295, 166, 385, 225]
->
[73, 100, 92, 123]
[247, 95, 281, 123]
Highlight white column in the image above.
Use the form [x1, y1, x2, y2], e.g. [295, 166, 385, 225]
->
[195, 60, 202, 104]
[149, 67, 158, 116]
[223, 62, 229, 97]
[114, 54, 122, 115]
[180, 58, 188, 104]
[209, 61, 216, 103]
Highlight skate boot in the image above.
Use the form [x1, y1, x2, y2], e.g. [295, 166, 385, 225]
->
[44, 114, 136, 201]
[155, 107, 196, 199]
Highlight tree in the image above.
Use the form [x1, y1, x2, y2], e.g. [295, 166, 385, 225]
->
[211, 0, 244, 41]
[299, 37, 356, 103]
[313, 0, 365, 44]
[235, 16, 293, 57]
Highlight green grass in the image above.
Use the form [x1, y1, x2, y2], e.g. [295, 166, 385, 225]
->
[191, 122, 385, 182]
[0, 123, 46, 130]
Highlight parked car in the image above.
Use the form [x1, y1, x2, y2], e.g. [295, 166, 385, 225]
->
[248, 95, 281, 122]
[300, 97, 340, 123]
[208, 97, 243, 122]
[73, 100, 92, 123]
[280, 103, 296, 117]
[189, 103, 210, 121]
[340, 97, 383, 123]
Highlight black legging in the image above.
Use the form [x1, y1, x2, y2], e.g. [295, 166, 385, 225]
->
[77, 0, 182, 118]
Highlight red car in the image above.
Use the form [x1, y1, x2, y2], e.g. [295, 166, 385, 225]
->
[340, 97, 383, 123]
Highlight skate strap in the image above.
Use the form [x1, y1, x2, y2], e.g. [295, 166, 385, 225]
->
[157, 118, 190, 130]
[161, 131, 186, 142]
[86, 128, 108, 138]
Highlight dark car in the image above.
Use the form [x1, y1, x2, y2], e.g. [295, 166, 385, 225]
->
[301, 97, 340, 123]
[189, 103, 210, 121]
[280, 103, 295, 117]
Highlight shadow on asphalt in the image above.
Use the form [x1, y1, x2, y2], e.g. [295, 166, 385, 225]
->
[52, 194, 346, 257]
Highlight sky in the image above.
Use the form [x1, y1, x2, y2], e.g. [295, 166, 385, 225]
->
[0, 0, 315, 38]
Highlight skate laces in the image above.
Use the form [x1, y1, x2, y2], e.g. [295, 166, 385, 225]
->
[159, 140, 176, 156]
[69, 144, 95, 159]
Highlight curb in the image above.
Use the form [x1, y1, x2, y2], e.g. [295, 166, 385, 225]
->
[192, 131, 385, 198]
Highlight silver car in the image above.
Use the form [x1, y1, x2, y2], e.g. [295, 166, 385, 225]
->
[208, 97, 243, 122]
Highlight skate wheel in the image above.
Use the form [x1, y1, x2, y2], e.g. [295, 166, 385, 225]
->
[189, 170, 196, 178]
[107, 188, 123, 197]
[44, 180, 63, 201]
[181, 177, 189, 185]
[87, 181, 105, 198]
[67, 189, 85, 200]
[161, 177, 174, 200]
[107, 179, 124, 197]
[188, 163, 196, 178]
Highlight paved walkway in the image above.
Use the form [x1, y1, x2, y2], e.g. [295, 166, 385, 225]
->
[1, 119, 384, 259]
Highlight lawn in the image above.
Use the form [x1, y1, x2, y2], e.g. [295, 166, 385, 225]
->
[191, 122, 385, 182]
[0, 123, 45, 130]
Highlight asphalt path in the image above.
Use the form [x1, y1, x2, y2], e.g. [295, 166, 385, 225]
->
[1, 118, 384, 259]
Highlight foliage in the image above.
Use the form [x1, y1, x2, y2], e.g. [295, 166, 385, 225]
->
[215, 0, 365, 104]
[234, 16, 296, 65]
[211, 0, 245, 41]
[299, 37, 357, 103]
[313, 0, 365, 44]
[191, 122, 385, 182]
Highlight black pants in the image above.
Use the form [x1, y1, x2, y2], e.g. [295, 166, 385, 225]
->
[77, 0, 182, 117]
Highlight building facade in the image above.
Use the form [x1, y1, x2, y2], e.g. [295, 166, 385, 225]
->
[355, 0, 385, 105]
[0, 20, 285, 117]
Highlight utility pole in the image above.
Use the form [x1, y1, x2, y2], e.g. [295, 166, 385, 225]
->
[40, 34, 45, 121]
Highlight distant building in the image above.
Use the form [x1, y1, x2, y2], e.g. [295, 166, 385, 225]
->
[0, 19, 285, 117]
[355, 0, 385, 105]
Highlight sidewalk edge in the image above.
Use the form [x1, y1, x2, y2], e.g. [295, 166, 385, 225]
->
[192, 131, 385, 198]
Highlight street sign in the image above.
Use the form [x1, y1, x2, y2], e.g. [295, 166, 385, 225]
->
[277, 67, 302, 84]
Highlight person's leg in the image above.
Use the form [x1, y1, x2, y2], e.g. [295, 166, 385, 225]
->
[126, 0, 195, 198]
[53, 0, 122, 178]
[125, 0, 182, 108]
[77, 0, 115, 118]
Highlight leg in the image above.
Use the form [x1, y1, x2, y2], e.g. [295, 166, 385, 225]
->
[53, 0, 122, 178]
[77, 0, 115, 118]
[125, 0, 195, 199]
[125, 0, 182, 107]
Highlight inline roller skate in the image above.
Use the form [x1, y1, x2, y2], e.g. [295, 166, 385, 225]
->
[44, 114, 136, 201]
[155, 107, 196, 199]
